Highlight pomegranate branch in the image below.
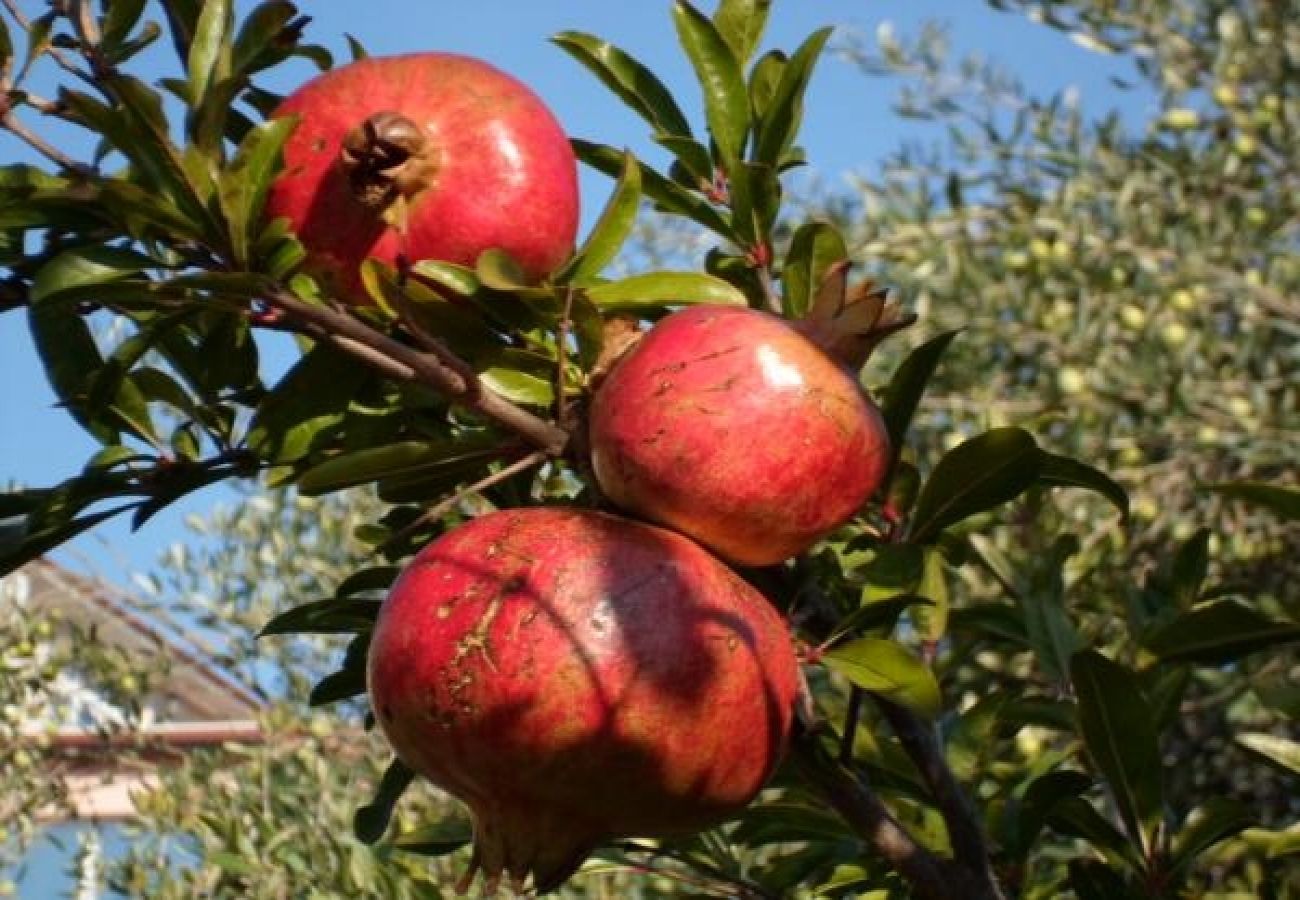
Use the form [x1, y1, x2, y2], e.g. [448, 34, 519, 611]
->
[260, 286, 570, 457]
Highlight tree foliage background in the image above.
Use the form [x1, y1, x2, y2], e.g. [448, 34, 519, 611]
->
[1, 0, 1297, 898]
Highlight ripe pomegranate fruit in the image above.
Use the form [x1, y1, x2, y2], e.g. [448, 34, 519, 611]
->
[588, 304, 891, 567]
[264, 53, 579, 303]
[367, 507, 799, 893]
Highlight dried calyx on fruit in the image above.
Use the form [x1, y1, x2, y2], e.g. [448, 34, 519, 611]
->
[589, 265, 907, 567]
[264, 53, 579, 304]
[367, 507, 800, 894]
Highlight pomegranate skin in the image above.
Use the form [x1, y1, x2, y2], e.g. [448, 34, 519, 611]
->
[589, 305, 890, 567]
[264, 53, 579, 303]
[367, 507, 799, 893]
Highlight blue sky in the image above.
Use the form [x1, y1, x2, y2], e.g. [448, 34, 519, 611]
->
[0, 1, 1146, 586]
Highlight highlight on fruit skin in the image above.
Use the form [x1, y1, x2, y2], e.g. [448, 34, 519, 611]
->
[589, 304, 891, 567]
[366, 507, 800, 894]
[264, 52, 580, 304]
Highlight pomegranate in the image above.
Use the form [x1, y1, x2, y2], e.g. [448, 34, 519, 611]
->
[367, 507, 799, 893]
[588, 305, 891, 567]
[264, 53, 579, 303]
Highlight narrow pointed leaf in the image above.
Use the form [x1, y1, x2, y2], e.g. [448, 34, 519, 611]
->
[1010, 770, 1093, 855]
[1037, 451, 1129, 521]
[574, 139, 731, 235]
[910, 427, 1040, 543]
[218, 116, 297, 267]
[879, 330, 961, 461]
[1169, 526, 1211, 607]
[585, 271, 747, 310]
[1169, 799, 1254, 878]
[1068, 860, 1141, 900]
[822, 637, 941, 717]
[297, 436, 504, 496]
[187, 0, 231, 104]
[258, 597, 382, 637]
[564, 150, 641, 283]
[355, 758, 415, 844]
[1236, 732, 1300, 776]
[1145, 601, 1300, 665]
[1204, 481, 1300, 521]
[392, 819, 473, 857]
[712, 0, 772, 65]
[672, 0, 749, 163]
[32, 245, 157, 303]
[1070, 651, 1162, 854]
[551, 32, 691, 138]
[781, 222, 847, 319]
[753, 27, 833, 166]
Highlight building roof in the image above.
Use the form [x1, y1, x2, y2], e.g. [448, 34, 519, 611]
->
[11, 558, 263, 724]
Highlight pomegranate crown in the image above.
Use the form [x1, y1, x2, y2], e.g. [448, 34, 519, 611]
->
[796, 260, 915, 370]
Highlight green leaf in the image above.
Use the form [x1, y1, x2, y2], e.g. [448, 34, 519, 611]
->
[781, 222, 847, 319]
[1145, 600, 1300, 665]
[479, 365, 554, 407]
[1236, 733, 1300, 776]
[909, 427, 1040, 543]
[822, 637, 941, 717]
[31, 245, 157, 304]
[551, 32, 692, 138]
[585, 271, 747, 311]
[474, 247, 530, 291]
[27, 303, 116, 443]
[258, 597, 382, 637]
[1169, 799, 1254, 879]
[574, 140, 731, 235]
[246, 342, 369, 464]
[186, 0, 231, 105]
[309, 665, 366, 707]
[1047, 797, 1143, 871]
[355, 758, 415, 845]
[825, 594, 933, 645]
[672, 1, 749, 163]
[730, 802, 853, 846]
[712, 0, 772, 65]
[218, 116, 297, 268]
[563, 150, 641, 284]
[1020, 535, 1083, 684]
[1070, 650, 1163, 855]
[1170, 526, 1211, 607]
[879, 330, 961, 463]
[409, 260, 481, 297]
[1009, 770, 1094, 856]
[748, 50, 786, 120]
[1204, 481, 1300, 521]
[102, 0, 149, 49]
[1037, 451, 1129, 521]
[391, 818, 474, 857]
[752, 27, 833, 167]
[335, 565, 402, 598]
[18, 13, 54, 83]
[297, 435, 503, 496]
[913, 546, 950, 641]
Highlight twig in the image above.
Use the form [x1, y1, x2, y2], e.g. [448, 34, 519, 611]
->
[380, 450, 547, 552]
[555, 285, 575, 426]
[259, 286, 570, 457]
[875, 698, 1003, 895]
[1, 111, 90, 174]
[0, 0, 96, 87]
[788, 729, 957, 900]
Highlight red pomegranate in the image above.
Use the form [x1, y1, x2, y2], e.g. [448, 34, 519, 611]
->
[264, 53, 579, 303]
[588, 305, 891, 567]
[367, 507, 799, 893]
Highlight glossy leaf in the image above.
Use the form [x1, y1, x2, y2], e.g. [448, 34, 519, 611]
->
[218, 116, 297, 268]
[187, 0, 231, 105]
[574, 139, 731, 235]
[1008, 769, 1093, 856]
[1070, 650, 1162, 855]
[27, 303, 116, 444]
[1204, 481, 1300, 521]
[563, 149, 641, 284]
[1047, 797, 1143, 871]
[672, 0, 749, 163]
[31, 245, 157, 304]
[822, 637, 941, 717]
[1169, 799, 1254, 879]
[246, 342, 369, 464]
[752, 27, 832, 166]
[781, 222, 847, 319]
[909, 427, 1040, 543]
[335, 565, 402, 598]
[1037, 451, 1129, 521]
[748, 50, 786, 120]
[1236, 732, 1300, 776]
[551, 32, 691, 138]
[391, 818, 473, 857]
[1169, 526, 1210, 608]
[478, 365, 554, 408]
[297, 435, 504, 496]
[879, 330, 961, 464]
[354, 758, 415, 845]
[258, 597, 382, 637]
[474, 248, 530, 292]
[585, 271, 747, 310]
[1145, 600, 1300, 665]
[409, 260, 481, 297]
[712, 0, 772, 65]
[825, 594, 933, 645]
